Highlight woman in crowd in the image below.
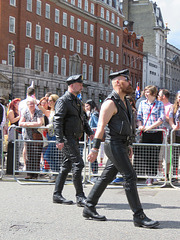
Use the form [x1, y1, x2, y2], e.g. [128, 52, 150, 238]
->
[169, 91, 180, 178]
[38, 94, 59, 182]
[137, 85, 165, 186]
[19, 97, 43, 179]
[6, 98, 21, 174]
[85, 99, 99, 176]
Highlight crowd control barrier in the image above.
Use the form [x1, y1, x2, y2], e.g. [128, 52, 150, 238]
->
[0, 126, 3, 179]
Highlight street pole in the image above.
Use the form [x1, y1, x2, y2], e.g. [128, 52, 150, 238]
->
[164, 23, 170, 89]
[11, 49, 15, 100]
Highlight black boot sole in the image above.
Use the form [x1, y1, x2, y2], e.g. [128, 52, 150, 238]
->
[53, 200, 73, 205]
[83, 212, 107, 221]
[134, 221, 160, 228]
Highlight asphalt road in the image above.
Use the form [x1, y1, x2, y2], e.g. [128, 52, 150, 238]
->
[0, 180, 180, 240]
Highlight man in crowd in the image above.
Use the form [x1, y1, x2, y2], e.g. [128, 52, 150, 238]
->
[83, 69, 159, 228]
[53, 74, 94, 207]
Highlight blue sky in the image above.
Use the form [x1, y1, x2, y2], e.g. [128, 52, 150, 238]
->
[155, 0, 180, 49]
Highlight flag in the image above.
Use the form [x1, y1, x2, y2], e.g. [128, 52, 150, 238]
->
[135, 83, 140, 100]
[77, 93, 82, 101]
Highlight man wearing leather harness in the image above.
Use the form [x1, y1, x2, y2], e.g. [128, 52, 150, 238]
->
[53, 74, 93, 207]
[83, 69, 159, 228]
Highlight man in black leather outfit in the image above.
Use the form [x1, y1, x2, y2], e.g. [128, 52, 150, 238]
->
[53, 74, 93, 207]
[83, 69, 159, 228]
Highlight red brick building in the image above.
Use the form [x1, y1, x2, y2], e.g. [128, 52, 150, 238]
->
[0, 0, 143, 102]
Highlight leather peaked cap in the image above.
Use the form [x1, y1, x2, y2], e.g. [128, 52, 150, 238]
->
[109, 69, 129, 81]
[66, 74, 83, 85]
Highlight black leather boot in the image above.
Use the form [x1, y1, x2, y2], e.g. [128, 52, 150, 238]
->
[83, 206, 107, 221]
[53, 194, 73, 205]
[76, 195, 87, 207]
[133, 212, 159, 228]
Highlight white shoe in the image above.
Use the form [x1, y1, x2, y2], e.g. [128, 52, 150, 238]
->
[23, 165, 26, 171]
[152, 178, 158, 185]
[145, 178, 153, 186]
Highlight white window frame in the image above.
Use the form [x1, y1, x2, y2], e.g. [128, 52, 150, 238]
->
[101, 7, 104, 18]
[116, 54, 119, 65]
[36, 0, 41, 16]
[34, 48, 41, 71]
[89, 44, 93, 57]
[55, 9, 60, 23]
[10, 0, 16, 6]
[45, 28, 50, 43]
[25, 47, 31, 69]
[26, 21, 32, 37]
[9, 16, 15, 33]
[61, 58, 66, 76]
[116, 36, 119, 47]
[53, 55, 59, 74]
[90, 24, 94, 37]
[71, 0, 75, 5]
[84, 21, 88, 35]
[100, 28, 104, 40]
[89, 65, 93, 81]
[99, 67, 103, 83]
[105, 49, 109, 62]
[106, 10, 109, 21]
[110, 51, 114, 63]
[76, 40, 81, 53]
[90, 3, 94, 14]
[83, 42, 87, 55]
[70, 37, 74, 51]
[36, 24, 41, 40]
[63, 12, 67, 27]
[111, 13, 115, 24]
[8, 44, 15, 65]
[54, 32, 59, 47]
[77, 18, 81, 32]
[84, 0, 88, 12]
[78, 0, 82, 8]
[45, 3, 50, 19]
[106, 30, 109, 42]
[44, 52, 49, 72]
[117, 17, 120, 26]
[99, 47, 103, 60]
[62, 35, 67, 49]
[70, 16, 75, 29]
[27, 0, 32, 12]
[111, 32, 114, 44]
[82, 63, 87, 80]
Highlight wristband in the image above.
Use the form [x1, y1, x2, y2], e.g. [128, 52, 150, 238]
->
[90, 149, 99, 153]
[92, 138, 101, 149]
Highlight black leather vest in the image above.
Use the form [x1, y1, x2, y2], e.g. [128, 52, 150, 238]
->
[105, 90, 134, 141]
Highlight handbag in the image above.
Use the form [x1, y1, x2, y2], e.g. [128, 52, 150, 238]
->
[32, 130, 43, 141]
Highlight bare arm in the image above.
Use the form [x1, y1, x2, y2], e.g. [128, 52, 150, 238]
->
[37, 104, 50, 118]
[19, 116, 43, 127]
[7, 110, 20, 124]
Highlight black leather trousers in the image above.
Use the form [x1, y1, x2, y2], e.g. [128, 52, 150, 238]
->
[54, 137, 85, 197]
[86, 139, 143, 215]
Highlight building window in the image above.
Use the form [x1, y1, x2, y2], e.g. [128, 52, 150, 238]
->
[71, 0, 75, 5]
[44, 53, 49, 72]
[61, 58, 66, 76]
[117, 17, 120, 26]
[110, 51, 114, 63]
[116, 54, 119, 65]
[36, 0, 41, 16]
[10, 0, 16, 6]
[123, 54, 126, 65]
[99, 47, 103, 60]
[78, 0, 82, 8]
[9, 16, 15, 33]
[116, 36, 119, 47]
[36, 24, 41, 40]
[89, 44, 93, 57]
[83, 42, 87, 55]
[84, 22, 88, 35]
[25, 47, 31, 69]
[100, 28, 104, 40]
[99, 67, 103, 83]
[91, 3, 94, 14]
[106, 30, 109, 42]
[70, 38, 74, 51]
[53, 55, 59, 74]
[70, 16, 75, 29]
[62, 35, 67, 49]
[82, 63, 87, 79]
[76, 40, 81, 53]
[89, 65, 93, 81]
[26, 21, 32, 37]
[45, 4, 50, 19]
[101, 7, 104, 18]
[34, 48, 42, 71]
[111, 32, 114, 44]
[84, 0, 88, 12]
[111, 13, 115, 24]
[54, 32, 59, 47]
[55, 9, 60, 23]
[90, 24, 94, 37]
[27, 0, 32, 11]
[106, 10, 109, 21]
[105, 49, 109, 61]
[104, 68, 109, 85]
[45, 28, 50, 43]
[131, 57, 134, 67]
[77, 18, 81, 32]
[8, 44, 15, 65]
[63, 12, 67, 27]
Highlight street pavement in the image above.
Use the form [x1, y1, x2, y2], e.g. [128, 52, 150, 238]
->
[0, 179, 180, 240]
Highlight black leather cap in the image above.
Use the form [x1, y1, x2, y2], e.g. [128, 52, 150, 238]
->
[109, 69, 129, 81]
[66, 74, 83, 85]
